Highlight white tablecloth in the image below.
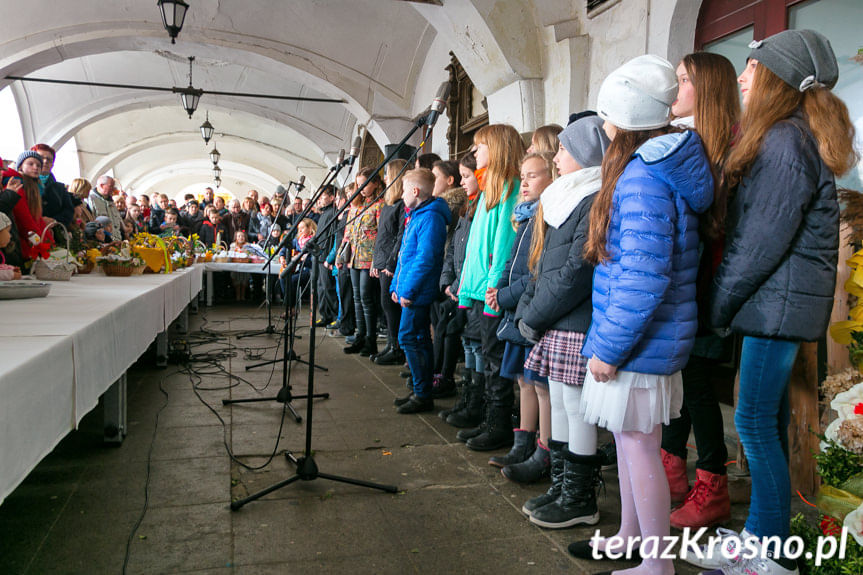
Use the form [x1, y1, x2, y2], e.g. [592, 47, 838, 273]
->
[0, 265, 203, 504]
[203, 261, 280, 274]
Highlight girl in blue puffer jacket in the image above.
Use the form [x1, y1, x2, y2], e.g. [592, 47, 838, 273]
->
[566, 55, 714, 575]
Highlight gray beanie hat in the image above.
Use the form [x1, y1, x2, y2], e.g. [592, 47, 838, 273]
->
[0, 211, 11, 230]
[16, 151, 43, 170]
[748, 29, 838, 92]
[558, 116, 610, 169]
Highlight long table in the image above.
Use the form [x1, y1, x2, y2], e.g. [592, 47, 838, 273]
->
[0, 265, 203, 504]
[202, 261, 280, 306]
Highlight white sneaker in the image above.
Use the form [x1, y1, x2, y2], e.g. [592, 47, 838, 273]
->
[684, 527, 753, 569]
[699, 556, 799, 575]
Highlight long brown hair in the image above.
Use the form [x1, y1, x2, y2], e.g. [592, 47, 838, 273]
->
[384, 159, 407, 205]
[724, 63, 856, 189]
[523, 152, 556, 273]
[21, 175, 43, 220]
[682, 52, 740, 239]
[585, 128, 670, 264]
[475, 124, 524, 211]
[352, 166, 382, 207]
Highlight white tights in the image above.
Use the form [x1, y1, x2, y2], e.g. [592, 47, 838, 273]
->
[548, 380, 596, 455]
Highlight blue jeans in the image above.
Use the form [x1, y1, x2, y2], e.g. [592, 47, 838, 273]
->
[735, 336, 799, 539]
[462, 337, 485, 374]
[398, 304, 433, 399]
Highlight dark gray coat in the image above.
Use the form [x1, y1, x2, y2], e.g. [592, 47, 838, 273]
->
[440, 214, 471, 295]
[516, 193, 595, 334]
[372, 199, 404, 273]
[710, 111, 839, 341]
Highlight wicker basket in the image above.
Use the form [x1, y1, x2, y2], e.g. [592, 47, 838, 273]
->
[33, 222, 76, 281]
[100, 261, 136, 277]
[76, 260, 95, 275]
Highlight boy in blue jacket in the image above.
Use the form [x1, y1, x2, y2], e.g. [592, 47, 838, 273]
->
[391, 168, 451, 414]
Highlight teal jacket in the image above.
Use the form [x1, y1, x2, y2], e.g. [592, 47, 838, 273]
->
[458, 179, 520, 316]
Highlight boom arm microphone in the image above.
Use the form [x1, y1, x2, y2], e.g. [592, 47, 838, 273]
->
[331, 149, 345, 170]
[425, 82, 451, 127]
[346, 136, 361, 167]
[295, 175, 306, 191]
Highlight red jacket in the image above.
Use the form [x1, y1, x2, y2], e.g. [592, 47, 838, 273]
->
[3, 168, 53, 260]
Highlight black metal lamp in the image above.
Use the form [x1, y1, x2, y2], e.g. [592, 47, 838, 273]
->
[176, 56, 203, 118]
[213, 165, 222, 179]
[157, 0, 189, 44]
[214, 176, 222, 188]
[200, 112, 214, 144]
[209, 145, 220, 165]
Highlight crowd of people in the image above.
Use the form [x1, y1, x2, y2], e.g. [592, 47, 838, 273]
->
[1, 30, 856, 575]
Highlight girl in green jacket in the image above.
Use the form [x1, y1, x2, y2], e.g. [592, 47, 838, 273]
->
[456, 124, 523, 452]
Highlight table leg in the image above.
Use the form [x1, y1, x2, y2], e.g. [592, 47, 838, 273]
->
[156, 330, 168, 367]
[206, 270, 214, 307]
[177, 306, 189, 335]
[103, 372, 127, 444]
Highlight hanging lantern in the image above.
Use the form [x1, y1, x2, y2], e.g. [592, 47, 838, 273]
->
[209, 146, 221, 165]
[214, 176, 222, 188]
[200, 112, 214, 144]
[213, 165, 222, 179]
[157, 0, 189, 44]
[175, 56, 203, 118]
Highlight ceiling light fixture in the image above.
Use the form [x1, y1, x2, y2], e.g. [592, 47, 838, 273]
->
[157, 0, 189, 44]
[209, 145, 221, 165]
[200, 111, 214, 144]
[178, 56, 203, 118]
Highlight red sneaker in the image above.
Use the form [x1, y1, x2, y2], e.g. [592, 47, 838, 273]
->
[670, 468, 731, 530]
[661, 448, 689, 504]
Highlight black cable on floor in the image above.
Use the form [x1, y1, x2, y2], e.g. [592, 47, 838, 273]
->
[122, 368, 173, 575]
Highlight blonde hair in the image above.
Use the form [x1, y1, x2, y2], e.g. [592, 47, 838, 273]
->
[384, 159, 407, 205]
[402, 168, 436, 200]
[724, 63, 856, 189]
[520, 153, 556, 273]
[475, 124, 524, 211]
[68, 178, 92, 200]
[531, 124, 563, 155]
[299, 218, 317, 236]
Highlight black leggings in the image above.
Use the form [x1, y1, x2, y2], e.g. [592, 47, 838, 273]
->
[378, 272, 401, 349]
[474, 299, 513, 409]
[661, 355, 728, 475]
[350, 267, 378, 341]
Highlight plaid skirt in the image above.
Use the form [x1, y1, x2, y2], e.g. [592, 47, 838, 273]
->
[524, 329, 588, 386]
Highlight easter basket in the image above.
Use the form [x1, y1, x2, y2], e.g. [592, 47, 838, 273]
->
[33, 222, 77, 281]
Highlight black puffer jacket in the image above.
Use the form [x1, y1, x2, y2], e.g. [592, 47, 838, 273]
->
[42, 174, 74, 227]
[440, 214, 471, 295]
[316, 203, 338, 256]
[710, 111, 838, 341]
[496, 217, 533, 311]
[372, 199, 404, 273]
[516, 194, 595, 334]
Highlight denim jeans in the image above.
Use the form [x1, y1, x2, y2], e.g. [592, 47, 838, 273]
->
[735, 336, 799, 538]
[398, 304, 433, 399]
[462, 336, 485, 374]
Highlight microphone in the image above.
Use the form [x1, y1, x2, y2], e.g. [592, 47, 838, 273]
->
[295, 175, 305, 191]
[332, 149, 345, 170]
[346, 136, 362, 167]
[425, 82, 451, 127]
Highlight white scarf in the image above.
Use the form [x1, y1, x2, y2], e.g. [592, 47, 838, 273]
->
[540, 167, 602, 229]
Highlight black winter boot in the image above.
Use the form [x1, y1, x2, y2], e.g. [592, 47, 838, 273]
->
[502, 440, 550, 483]
[439, 369, 471, 420]
[489, 429, 536, 468]
[343, 337, 365, 354]
[529, 451, 603, 529]
[522, 440, 567, 517]
[465, 406, 514, 451]
[359, 338, 378, 358]
[446, 372, 484, 428]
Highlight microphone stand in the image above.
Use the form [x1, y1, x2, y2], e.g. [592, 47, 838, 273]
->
[229, 113, 436, 510]
[223, 163, 351, 420]
[236, 184, 295, 340]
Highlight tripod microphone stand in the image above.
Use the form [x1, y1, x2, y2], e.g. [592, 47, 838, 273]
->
[230, 82, 450, 509]
[237, 187, 294, 340]
[230, 248, 398, 510]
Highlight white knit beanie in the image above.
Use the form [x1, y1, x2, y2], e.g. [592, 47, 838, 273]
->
[596, 55, 678, 131]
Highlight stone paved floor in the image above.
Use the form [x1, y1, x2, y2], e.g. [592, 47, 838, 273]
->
[2, 303, 799, 574]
